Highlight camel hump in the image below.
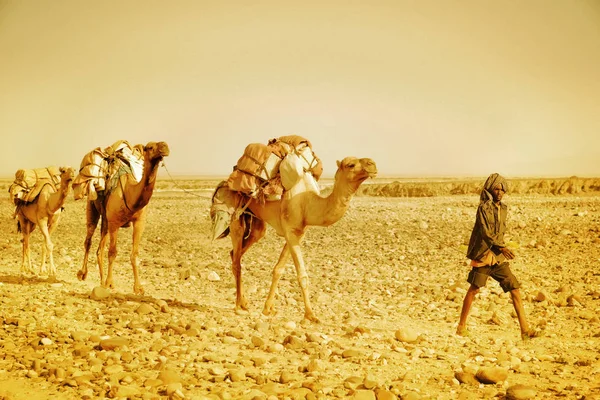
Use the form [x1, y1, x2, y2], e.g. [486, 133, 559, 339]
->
[9, 166, 61, 203]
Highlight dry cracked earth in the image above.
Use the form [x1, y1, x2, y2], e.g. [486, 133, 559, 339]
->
[0, 177, 599, 400]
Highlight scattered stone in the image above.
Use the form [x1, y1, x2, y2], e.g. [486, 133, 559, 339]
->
[455, 371, 479, 385]
[394, 327, 419, 343]
[476, 367, 508, 384]
[90, 286, 111, 300]
[136, 303, 155, 315]
[506, 384, 537, 400]
[100, 337, 129, 350]
[40, 337, 53, 346]
[158, 368, 181, 385]
[207, 271, 220, 281]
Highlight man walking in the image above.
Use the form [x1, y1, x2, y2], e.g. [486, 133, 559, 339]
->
[457, 173, 540, 340]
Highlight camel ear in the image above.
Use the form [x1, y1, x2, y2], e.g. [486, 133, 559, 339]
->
[336, 160, 341, 168]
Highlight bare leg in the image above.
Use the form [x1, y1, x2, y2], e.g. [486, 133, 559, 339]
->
[78, 201, 100, 281]
[263, 244, 290, 316]
[130, 218, 145, 295]
[509, 289, 535, 339]
[457, 284, 479, 335]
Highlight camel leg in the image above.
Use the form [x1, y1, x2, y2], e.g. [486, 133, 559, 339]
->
[46, 214, 61, 277]
[229, 215, 266, 312]
[37, 219, 55, 277]
[19, 218, 34, 275]
[285, 232, 318, 323]
[263, 244, 290, 316]
[104, 224, 119, 290]
[96, 219, 109, 287]
[130, 218, 146, 295]
[78, 201, 100, 281]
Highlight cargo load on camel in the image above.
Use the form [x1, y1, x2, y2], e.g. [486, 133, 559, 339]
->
[8, 166, 62, 204]
[73, 140, 145, 201]
[226, 134, 322, 202]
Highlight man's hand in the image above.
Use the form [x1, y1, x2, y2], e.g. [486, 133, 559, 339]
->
[499, 246, 515, 260]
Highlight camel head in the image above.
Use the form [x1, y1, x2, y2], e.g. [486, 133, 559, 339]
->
[59, 166, 75, 183]
[144, 141, 170, 163]
[334, 157, 377, 191]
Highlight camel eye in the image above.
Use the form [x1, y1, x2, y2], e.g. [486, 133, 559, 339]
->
[346, 163, 355, 168]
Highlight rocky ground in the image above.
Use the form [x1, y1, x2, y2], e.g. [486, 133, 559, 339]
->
[0, 177, 599, 399]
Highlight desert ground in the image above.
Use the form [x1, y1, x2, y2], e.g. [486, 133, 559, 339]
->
[0, 175, 599, 400]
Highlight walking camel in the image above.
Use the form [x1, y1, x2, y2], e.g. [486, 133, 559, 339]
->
[15, 166, 75, 276]
[211, 156, 377, 322]
[76, 141, 170, 294]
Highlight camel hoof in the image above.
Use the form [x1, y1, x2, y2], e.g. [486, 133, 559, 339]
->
[77, 270, 87, 281]
[262, 306, 276, 316]
[303, 313, 320, 324]
[238, 298, 249, 311]
[134, 286, 145, 295]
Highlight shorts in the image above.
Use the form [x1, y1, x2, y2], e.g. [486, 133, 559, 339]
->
[467, 262, 521, 292]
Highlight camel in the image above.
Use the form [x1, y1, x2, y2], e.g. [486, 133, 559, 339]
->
[211, 156, 377, 322]
[15, 166, 75, 276]
[76, 141, 170, 295]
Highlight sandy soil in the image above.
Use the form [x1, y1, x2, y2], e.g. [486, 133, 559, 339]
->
[0, 179, 599, 399]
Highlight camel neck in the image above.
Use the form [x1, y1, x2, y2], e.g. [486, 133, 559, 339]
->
[319, 179, 357, 224]
[128, 158, 160, 210]
[48, 181, 70, 213]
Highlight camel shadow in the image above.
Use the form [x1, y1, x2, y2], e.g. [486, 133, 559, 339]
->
[0, 274, 65, 285]
[67, 290, 211, 312]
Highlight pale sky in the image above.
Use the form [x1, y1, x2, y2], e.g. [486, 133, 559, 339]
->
[1, 0, 599, 178]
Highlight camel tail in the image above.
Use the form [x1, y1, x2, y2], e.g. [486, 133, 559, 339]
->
[16, 220, 22, 234]
[210, 181, 232, 240]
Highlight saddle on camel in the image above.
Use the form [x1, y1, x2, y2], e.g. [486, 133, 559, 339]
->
[9, 166, 63, 204]
[211, 134, 323, 240]
[73, 140, 144, 201]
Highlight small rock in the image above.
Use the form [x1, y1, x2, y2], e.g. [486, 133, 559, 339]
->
[533, 291, 547, 302]
[158, 369, 181, 385]
[352, 389, 376, 400]
[394, 327, 419, 343]
[476, 367, 508, 384]
[455, 371, 479, 385]
[136, 303, 155, 315]
[90, 286, 111, 300]
[71, 331, 90, 342]
[207, 271, 220, 281]
[100, 337, 129, 350]
[506, 384, 537, 400]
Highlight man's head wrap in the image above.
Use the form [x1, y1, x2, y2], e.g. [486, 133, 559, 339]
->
[480, 173, 508, 203]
